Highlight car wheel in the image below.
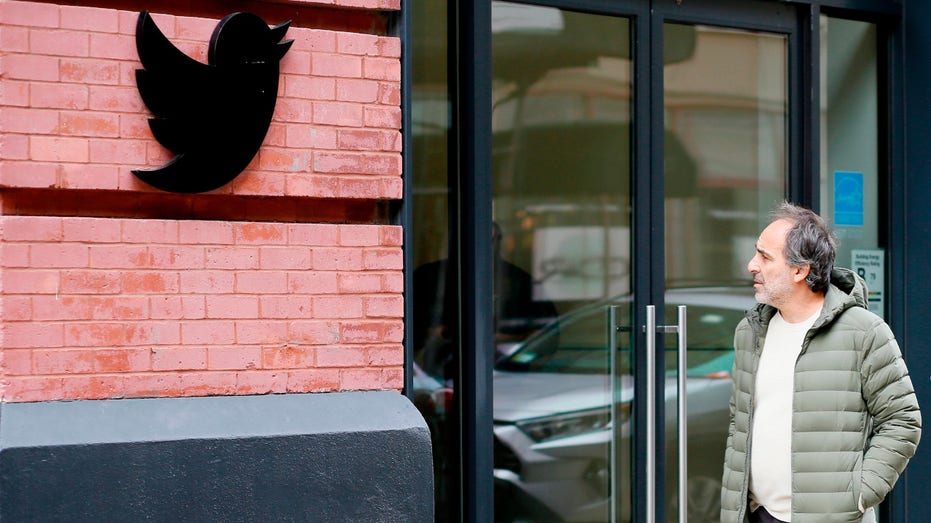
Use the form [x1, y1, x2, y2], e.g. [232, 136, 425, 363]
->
[666, 475, 721, 523]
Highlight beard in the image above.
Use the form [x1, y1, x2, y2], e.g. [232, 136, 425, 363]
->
[754, 272, 794, 308]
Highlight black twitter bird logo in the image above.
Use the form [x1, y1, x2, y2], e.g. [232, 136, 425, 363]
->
[133, 11, 292, 193]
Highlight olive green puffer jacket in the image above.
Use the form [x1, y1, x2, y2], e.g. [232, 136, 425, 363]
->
[720, 268, 921, 522]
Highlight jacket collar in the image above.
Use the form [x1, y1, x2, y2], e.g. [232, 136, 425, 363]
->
[745, 267, 868, 332]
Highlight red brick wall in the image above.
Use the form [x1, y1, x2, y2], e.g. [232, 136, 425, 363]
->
[0, 1, 404, 402]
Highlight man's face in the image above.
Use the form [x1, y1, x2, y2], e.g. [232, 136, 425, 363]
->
[747, 219, 798, 308]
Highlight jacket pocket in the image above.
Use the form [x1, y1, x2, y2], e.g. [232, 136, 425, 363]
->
[852, 452, 864, 514]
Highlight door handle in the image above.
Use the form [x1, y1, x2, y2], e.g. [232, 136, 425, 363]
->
[645, 305, 688, 523]
[644, 305, 657, 523]
[607, 306, 620, 523]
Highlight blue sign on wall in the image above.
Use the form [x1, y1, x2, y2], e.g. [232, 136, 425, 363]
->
[834, 171, 864, 226]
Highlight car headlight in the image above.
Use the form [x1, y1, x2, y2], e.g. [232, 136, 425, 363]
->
[516, 406, 627, 443]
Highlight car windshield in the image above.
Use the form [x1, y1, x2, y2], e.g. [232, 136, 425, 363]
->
[495, 289, 752, 375]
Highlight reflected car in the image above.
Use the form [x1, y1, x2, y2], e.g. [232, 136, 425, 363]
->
[491, 287, 756, 522]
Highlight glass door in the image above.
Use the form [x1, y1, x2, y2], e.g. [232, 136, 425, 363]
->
[489, 4, 634, 522]
[409, 1, 796, 521]
[659, 2, 793, 521]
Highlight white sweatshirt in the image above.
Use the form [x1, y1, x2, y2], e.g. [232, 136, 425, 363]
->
[749, 308, 820, 521]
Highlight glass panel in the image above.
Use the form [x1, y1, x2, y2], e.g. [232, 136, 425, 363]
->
[663, 23, 787, 522]
[491, 3, 632, 522]
[820, 17, 883, 318]
[409, 1, 455, 521]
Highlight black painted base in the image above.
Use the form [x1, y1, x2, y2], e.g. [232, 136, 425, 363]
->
[0, 391, 433, 522]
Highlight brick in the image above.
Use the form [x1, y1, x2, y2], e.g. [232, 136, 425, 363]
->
[179, 221, 234, 244]
[364, 56, 401, 81]
[340, 368, 383, 390]
[0, 133, 29, 161]
[2, 349, 33, 375]
[336, 78, 379, 103]
[121, 271, 180, 293]
[59, 164, 120, 190]
[2, 269, 59, 294]
[3, 376, 65, 402]
[179, 271, 235, 294]
[89, 138, 147, 164]
[236, 371, 288, 395]
[62, 217, 121, 242]
[2, 295, 32, 320]
[95, 348, 151, 372]
[380, 226, 403, 246]
[337, 32, 379, 56]
[364, 295, 404, 317]
[311, 247, 363, 271]
[317, 346, 366, 368]
[63, 322, 123, 346]
[285, 75, 335, 100]
[312, 53, 362, 78]
[341, 320, 403, 343]
[256, 148, 311, 172]
[293, 30, 337, 53]
[1, 25, 29, 52]
[120, 113, 151, 138]
[31, 243, 90, 268]
[312, 101, 363, 127]
[280, 50, 311, 75]
[181, 320, 235, 345]
[152, 347, 207, 371]
[337, 177, 381, 199]
[31, 348, 91, 374]
[285, 174, 340, 198]
[207, 346, 262, 370]
[60, 5, 120, 33]
[150, 295, 206, 320]
[235, 320, 288, 344]
[204, 247, 259, 270]
[287, 320, 341, 345]
[378, 83, 401, 106]
[123, 372, 184, 398]
[61, 59, 120, 85]
[262, 345, 315, 369]
[286, 368, 339, 392]
[366, 344, 404, 366]
[89, 33, 135, 59]
[383, 272, 404, 293]
[337, 273, 382, 293]
[1, 107, 60, 134]
[364, 105, 401, 129]
[258, 295, 312, 319]
[363, 247, 403, 270]
[236, 271, 288, 294]
[61, 374, 128, 401]
[377, 37, 401, 58]
[232, 223, 286, 245]
[0, 2, 59, 27]
[1, 244, 31, 267]
[60, 111, 119, 136]
[30, 28, 89, 57]
[3, 54, 59, 81]
[88, 245, 152, 268]
[338, 129, 382, 151]
[2, 216, 62, 241]
[122, 220, 178, 244]
[88, 85, 142, 111]
[149, 246, 206, 269]
[274, 98, 313, 123]
[30, 136, 88, 162]
[125, 322, 181, 345]
[381, 176, 403, 199]
[179, 372, 238, 397]
[313, 295, 363, 318]
[339, 225, 380, 246]
[289, 223, 338, 246]
[205, 295, 259, 319]
[60, 270, 121, 294]
[259, 247, 311, 270]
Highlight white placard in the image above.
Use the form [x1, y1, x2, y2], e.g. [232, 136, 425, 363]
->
[851, 249, 884, 318]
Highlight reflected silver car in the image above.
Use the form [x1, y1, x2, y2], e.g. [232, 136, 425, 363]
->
[492, 287, 756, 522]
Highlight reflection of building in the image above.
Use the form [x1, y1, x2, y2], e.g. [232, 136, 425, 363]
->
[3, 0, 931, 521]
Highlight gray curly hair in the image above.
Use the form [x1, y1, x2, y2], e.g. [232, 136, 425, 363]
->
[770, 202, 838, 293]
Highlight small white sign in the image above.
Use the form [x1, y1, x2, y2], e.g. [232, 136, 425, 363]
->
[851, 249, 884, 318]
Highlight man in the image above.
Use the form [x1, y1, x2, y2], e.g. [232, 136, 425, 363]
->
[720, 202, 921, 523]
